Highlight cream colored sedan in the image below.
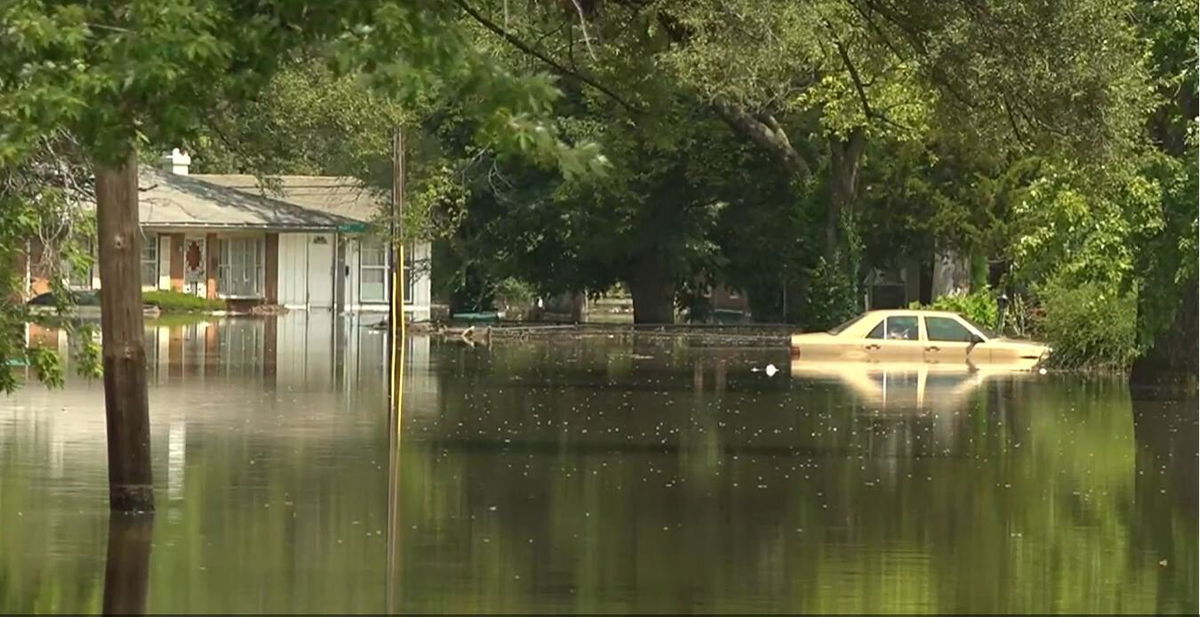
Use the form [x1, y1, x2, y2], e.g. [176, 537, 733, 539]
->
[789, 309, 1051, 370]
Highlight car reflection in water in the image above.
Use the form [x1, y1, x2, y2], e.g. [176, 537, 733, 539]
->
[789, 358, 1037, 414]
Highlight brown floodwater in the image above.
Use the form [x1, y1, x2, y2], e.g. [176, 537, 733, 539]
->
[1, 315, 1195, 614]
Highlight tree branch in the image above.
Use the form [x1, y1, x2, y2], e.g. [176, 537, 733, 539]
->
[652, 9, 809, 181]
[711, 100, 811, 182]
[1000, 95, 1028, 148]
[454, 0, 638, 115]
[832, 37, 873, 121]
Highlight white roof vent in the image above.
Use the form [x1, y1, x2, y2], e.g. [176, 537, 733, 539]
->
[160, 148, 191, 176]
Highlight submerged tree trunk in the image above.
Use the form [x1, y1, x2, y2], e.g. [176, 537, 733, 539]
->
[102, 513, 154, 615]
[96, 150, 154, 512]
[627, 255, 675, 324]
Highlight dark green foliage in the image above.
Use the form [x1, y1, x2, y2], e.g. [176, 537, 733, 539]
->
[798, 259, 860, 332]
[1038, 278, 1138, 371]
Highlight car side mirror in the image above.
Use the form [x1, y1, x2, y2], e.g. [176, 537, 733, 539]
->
[967, 334, 985, 353]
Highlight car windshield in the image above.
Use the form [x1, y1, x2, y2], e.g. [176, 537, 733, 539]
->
[827, 314, 864, 335]
[960, 315, 997, 340]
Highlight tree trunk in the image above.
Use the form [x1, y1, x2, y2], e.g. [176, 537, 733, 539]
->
[102, 513, 154, 615]
[96, 150, 154, 513]
[931, 250, 971, 298]
[627, 257, 675, 324]
[825, 129, 866, 266]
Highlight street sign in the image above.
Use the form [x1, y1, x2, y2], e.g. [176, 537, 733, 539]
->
[338, 222, 368, 233]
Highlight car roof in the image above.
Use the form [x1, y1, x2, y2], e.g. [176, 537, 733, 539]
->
[858, 309, 962, 319]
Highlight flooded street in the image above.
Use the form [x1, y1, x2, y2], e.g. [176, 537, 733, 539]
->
[1, 315, 1196, 613]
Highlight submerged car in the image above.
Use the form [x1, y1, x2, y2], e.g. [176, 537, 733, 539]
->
[789, 309, 1051, 370]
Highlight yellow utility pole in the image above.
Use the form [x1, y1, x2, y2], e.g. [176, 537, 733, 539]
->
[385, 125, 406, 615]
[387, 126, 407, 430]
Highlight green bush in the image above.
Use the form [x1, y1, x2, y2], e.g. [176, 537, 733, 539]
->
[800, 258, 859, 331]
[143, 290, 226, 312]
[1037, 279, 1138, 370]
[910, 287, 999, 330]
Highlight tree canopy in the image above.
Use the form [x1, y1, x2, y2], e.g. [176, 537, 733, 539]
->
[1, 0, 1194, 375]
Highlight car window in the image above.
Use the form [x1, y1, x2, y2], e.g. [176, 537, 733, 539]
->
[866, 320, 885, 339]
[959, 315, 995, 339]
[884, 316, 918, 340]
[925, 316, 975, 342]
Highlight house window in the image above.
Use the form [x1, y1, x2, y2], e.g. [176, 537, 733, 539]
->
[67, 238, 95, 289]
[218, 237, 264, 297]
[140, 234, 158, 288]
[360, 240, 388, 303]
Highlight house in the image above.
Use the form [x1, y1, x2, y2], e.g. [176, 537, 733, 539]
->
[26, 150, 432, 320]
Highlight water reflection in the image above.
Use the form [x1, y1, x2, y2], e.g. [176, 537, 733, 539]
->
[789, 358, 1032, 413]
[102, 514, 154, 616]
[0, 323, 1195, 613]
[396, 339, 1197, 613]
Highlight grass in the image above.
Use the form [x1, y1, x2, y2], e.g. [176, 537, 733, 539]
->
[142, 289, 225, 313]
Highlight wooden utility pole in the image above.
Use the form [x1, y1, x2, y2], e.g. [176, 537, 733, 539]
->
[95, 149, 154, 512]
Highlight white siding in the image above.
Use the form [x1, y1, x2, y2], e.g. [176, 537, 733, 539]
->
[406, 242, 432, 312]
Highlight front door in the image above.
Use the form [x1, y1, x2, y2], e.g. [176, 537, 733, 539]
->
[922, 315, 977, 365]
[307, 234, 334, 309]
[183, 237, 206, 297]
[863, 315, 925, 362]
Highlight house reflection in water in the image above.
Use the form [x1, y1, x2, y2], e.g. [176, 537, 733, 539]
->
[18, 313, 436, 500]
[24, 312, 434, 395]
[141, 314, 380, 390]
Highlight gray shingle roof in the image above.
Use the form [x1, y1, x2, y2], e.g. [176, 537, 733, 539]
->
[191, 174, 383, 224]
[135, 169, 375, 230]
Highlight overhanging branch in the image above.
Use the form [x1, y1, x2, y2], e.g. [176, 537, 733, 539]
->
[454, 0, 638, 115]
[711, 100, 811, 181]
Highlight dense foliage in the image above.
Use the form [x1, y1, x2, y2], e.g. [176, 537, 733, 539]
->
[1, 0, 1195, 376]
[1037, 279, 1140, 371]
[911, 288, 999, 332]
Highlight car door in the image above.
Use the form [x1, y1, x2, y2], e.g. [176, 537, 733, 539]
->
[863, 315, 925, 362]
[922, 315, 981, 365]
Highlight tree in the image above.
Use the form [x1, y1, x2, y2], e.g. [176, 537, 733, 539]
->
[0, 132, 101, 393]
[443, 0, 1151, 327]
[1128, 0, 1198, 381]
[0, 0, 596, 510]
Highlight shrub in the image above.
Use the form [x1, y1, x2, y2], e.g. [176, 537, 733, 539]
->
[910, 287, 999, 330]
[799, 258, 859, 331]
[1037, 278, 1138, 370]
[142, 290, 225, 312]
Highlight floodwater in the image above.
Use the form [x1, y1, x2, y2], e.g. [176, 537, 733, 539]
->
[1, 314, 1195, 614]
